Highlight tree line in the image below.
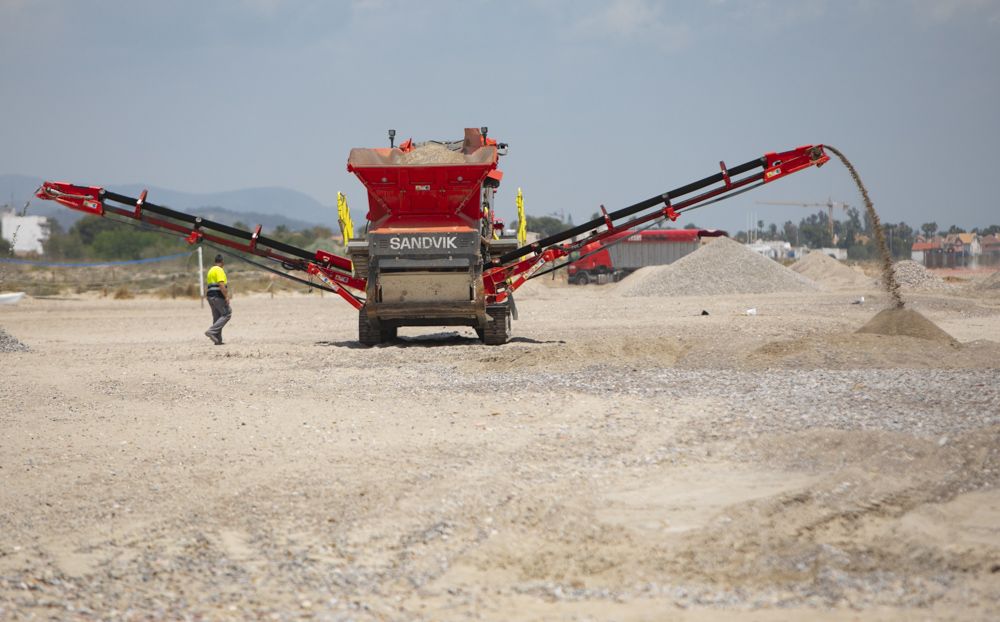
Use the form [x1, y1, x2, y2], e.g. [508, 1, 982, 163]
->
[734, 208, 1000, 259]
[39, 216, 338, 261]
[520, 210, 1000, 260]
[18, 211, 1000, 261]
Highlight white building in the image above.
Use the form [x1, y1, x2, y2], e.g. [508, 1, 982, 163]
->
[747, 240, 794, 260]
[1, 212, 49, 255]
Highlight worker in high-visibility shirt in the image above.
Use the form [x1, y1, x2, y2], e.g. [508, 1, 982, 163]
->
[204, 254, 232, 345]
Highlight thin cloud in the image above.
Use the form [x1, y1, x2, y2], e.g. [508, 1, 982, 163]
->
[906, 0, 1000, 23]
[350, 0, 391, 10]
[239, 0, 290, 15]
[715, 0, 828, 31]
[569, 0, 692, 50]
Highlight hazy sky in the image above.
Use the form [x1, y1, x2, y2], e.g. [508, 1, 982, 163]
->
[2, 0, 998, 233]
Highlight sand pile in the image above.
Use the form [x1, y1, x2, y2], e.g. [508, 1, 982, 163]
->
[791, 252, 875, 289]
[961, 270, 1000, 297]
[856, 308, 956, 343]
[397, 143, 466, 165]
[746, 308, 981, 369]
[619, 236, 819, 297]
[473, 334, 685, 372]
[889, 260, 950, 290]
[514, 272, 571, 300]
[975, 271, 1000, 291]
[0, 327, 30, 352]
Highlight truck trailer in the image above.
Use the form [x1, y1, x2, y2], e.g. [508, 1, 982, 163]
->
[566, 229, 728, 285]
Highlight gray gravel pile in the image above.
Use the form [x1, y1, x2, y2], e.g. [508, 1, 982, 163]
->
[890, 260, 950, 290]
[619, 237, 819, 297]
[0, 327, 29, 352]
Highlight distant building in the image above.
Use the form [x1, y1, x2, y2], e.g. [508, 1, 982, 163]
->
[747, 240, 799, 260]
[786, 246, 807, 260]
[1, 211, 49, 255]
[953, 232, 981, 257]
[912, 233, 981, 268]
[747, 241, 778, 259]
[981, 234, 1000, 266]
[911, 238, 940, 264]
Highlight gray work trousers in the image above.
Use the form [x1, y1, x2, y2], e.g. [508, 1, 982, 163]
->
[207, 296, 232, 341]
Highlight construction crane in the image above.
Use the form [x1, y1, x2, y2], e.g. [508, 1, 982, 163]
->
[755, 198, 849, 243]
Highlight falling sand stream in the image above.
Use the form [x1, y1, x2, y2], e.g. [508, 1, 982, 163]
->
[824, 145, 904, 309]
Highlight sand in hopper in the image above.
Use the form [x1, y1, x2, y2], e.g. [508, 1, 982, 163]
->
[856, 308, 956, 344]
[396, 143, 467, 165]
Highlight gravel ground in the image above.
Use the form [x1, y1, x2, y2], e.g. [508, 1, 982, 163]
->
[1, 285, 998, 621]
[0, 326, 29, 353]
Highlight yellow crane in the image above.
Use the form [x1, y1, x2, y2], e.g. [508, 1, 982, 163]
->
[755, 198, 849, 243]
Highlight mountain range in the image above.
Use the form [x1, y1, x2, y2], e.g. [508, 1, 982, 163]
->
[0, 174, 340, 233]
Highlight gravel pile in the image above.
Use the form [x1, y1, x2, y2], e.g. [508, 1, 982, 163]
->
[397, 143, 467, 165]
[889, 260, 950, 290]
[0, 327, 29, 352]
[975, 270, 1000, 291]
[791, 251, 874, 289]
[619, 237, 819, 297]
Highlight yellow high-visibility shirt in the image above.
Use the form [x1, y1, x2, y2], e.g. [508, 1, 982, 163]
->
[206, 266, 227, 285]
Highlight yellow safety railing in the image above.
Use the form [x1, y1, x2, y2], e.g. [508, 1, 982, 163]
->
[337, 192, 354, 244]
[516, 187, 527, 245]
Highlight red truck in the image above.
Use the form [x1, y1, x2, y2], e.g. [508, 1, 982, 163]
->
[567, 229, 727, 285]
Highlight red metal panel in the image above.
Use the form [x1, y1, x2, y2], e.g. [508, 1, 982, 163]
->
[35, 182, 104, 215]
[763, 145, 829, 183]
[352, 162, 495, 228]
[347, 130, 499, 229]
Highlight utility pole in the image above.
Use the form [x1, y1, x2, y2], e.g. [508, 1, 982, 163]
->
[197, 246, 204, 308]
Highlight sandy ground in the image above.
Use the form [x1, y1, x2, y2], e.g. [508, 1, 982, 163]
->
[1, 279, 999, 620]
